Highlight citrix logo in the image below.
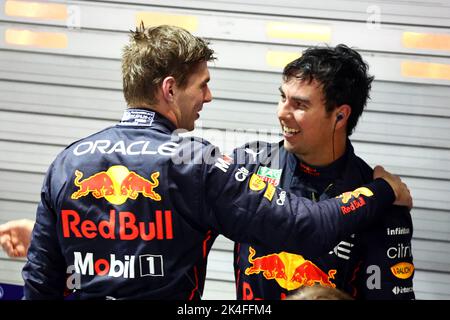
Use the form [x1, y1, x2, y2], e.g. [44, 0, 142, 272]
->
[387, 243, 412, 259]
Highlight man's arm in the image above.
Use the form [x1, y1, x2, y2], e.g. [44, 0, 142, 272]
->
[374, 165, 412, 209]
[0, 168, 412, 262]
[0, 219, 34, 258]
[22, 168, 68, 300]
[357, 206, 415, 299]
[196, 143, 412, 258]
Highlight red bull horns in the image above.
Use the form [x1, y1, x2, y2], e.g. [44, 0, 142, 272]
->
[338, 187, 373, 204]
[71, 165, 161, 205]
[245, 247, 336, 291]
[337, 187, 374, 215]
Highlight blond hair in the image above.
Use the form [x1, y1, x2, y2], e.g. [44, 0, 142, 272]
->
[285, 285, 353, 300]
[122, 23, 215, 107]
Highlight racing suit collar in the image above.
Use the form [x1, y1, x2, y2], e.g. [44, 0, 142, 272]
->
[118, 108, 177, 133]
[287, 140, 354, 196]
[294, 141, 352, 179]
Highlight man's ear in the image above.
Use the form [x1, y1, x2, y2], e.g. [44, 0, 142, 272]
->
[335, 104, 351, 129]
[162, 76, 176, 102]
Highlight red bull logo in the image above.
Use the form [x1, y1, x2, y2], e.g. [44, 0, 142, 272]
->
[338, 187, 373, 204]
[71, 165, 161, 205]
[245, 247, 287, 281]
[62, 209, 173, 241]
[72, 171, 114, 199]
[299, 163, 320, 176]
[290, 261, 336, 288]
[245, 247, 336, 291]
[338, 187, 373, 215]
[120, 171, 161, 201]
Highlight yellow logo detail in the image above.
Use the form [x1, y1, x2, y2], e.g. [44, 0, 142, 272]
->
[263, 183, 276, 201]
[245, 247, 336, 291]
[391, 262, 415, 279]
[338, 187, 374, 204]
[71, 165, 161, 205]
[249, 174, 266, 191]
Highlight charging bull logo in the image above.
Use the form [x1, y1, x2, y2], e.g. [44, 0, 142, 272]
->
[120, 172, 161, 201]
[245, 247, 287, 281]
[72, 171, 114, 199]
[337, 187, 373, 215]
[71, 165, 161, 205]
[245, 247, 336, 291]
[338, 187, 373, 204]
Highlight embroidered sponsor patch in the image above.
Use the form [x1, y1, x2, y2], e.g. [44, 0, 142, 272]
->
[214, 154, 233, 173]
[249, 174, 266, 191]
[235, 167, 250, 182]
[245, 247, 337, 291]
[119, 109, 155, 126]
[390, 262, 414, 279]
[392, 286, 414, 295]
[263, 183, 276, 201]
[337, 187, 374, 215]
[338, 187, 373, 204]
[256, 167, 282, 186]
[71, 166, 161, 205]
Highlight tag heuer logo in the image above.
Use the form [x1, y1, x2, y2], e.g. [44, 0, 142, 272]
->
[256, 167, 282, 186]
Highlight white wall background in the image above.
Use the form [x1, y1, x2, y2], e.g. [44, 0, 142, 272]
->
[0, 0, 449, 299]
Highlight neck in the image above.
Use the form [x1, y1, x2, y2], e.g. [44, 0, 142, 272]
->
[161, 109, 179, 128]
[297, 135, 347, 166]
[129, 103, 179, 128]
[332, 135, 347, 163]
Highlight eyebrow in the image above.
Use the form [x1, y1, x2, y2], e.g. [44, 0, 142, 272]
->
[278, 86, 311, 106]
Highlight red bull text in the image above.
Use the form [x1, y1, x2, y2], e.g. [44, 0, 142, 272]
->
[61, 209, 173, 241]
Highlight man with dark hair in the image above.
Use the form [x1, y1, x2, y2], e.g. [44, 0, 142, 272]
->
[9, 26, 410, 299]
[234, 44, 415, 300]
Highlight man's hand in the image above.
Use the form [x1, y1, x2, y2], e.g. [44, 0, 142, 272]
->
[0, 219, 35, 258]
[373, 165, 413, 209]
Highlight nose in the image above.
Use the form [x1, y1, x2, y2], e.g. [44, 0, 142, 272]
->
[277, 99, 291, 121]
[204, 86, 212, 103]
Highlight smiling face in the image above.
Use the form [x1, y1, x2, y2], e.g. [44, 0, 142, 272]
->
[172, 61, 212, 131]
[277, 78, 337, 165]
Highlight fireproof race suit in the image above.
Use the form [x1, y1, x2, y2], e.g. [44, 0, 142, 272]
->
[23, 109, 397, 300]
[235, 140, 414, 300]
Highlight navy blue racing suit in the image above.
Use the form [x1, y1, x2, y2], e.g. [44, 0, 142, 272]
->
[23, 109, 396, 299]
[234, 140, 414, 300]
